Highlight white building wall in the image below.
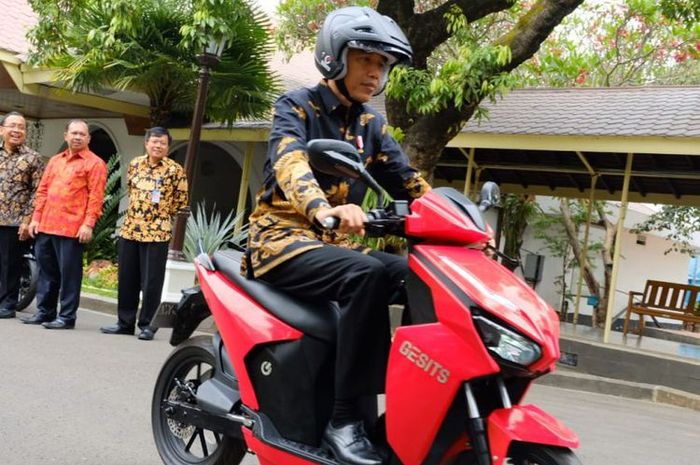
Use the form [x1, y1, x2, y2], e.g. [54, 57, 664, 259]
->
[518, 197, 692, 317]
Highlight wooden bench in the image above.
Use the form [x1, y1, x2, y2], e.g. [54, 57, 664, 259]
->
[623, 280, 700, 337]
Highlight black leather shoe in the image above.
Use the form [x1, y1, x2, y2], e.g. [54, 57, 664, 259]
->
[42, 318, 75, 330]
[100, 324, 134, 335]
[322, 421, 383, 465]
[138, 327, 156, 341]
[21, 313, 54, 325]
[0, 309, 16, 319]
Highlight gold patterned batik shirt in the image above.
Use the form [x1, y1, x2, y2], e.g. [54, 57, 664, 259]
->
[119, 155, 188, 242]
[0, 144, 45, 226]
[244, 80, 431, 278]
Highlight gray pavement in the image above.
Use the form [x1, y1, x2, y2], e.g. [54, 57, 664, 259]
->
[1, 307, 699, 465]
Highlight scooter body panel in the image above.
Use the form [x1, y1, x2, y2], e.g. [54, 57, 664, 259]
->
[405, 191, 491, 245]
[414, 245, 560, 373]
[487, 405, 580, 465]
[196, 266, 303, 410]
[386, 324, 499, 465]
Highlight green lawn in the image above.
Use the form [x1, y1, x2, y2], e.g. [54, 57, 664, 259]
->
[81, 284, 118, 299]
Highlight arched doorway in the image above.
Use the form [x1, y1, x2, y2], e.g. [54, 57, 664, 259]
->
[171, 143, 250, 218]
[89, 127, 118, 163]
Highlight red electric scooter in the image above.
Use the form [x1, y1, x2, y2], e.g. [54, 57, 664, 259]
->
[151, 139, 581, 465]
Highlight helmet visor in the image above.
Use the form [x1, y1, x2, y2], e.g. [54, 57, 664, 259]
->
[346, 40, 411, 66]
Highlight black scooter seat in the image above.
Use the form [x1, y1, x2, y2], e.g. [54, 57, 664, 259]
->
[211, 250, 337, 342]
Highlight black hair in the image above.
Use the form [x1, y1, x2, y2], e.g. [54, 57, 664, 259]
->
[145, 126, 172, 144]
[65, 119, 90, 132]
[1, 111, 25, 126]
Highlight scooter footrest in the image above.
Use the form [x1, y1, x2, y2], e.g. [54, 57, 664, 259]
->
[245, 407, 338, 465]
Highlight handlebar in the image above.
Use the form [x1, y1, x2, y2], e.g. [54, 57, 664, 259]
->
[321, 216, 340, 230]
[321, 211, 382, 231]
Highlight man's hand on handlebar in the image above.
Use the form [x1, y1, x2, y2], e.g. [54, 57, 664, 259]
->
[315, 205, 367, 236]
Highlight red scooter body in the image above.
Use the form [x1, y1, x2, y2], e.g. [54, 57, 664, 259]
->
[152, 160, 580, 465]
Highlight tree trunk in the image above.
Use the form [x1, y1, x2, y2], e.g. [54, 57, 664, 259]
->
[559, 199, 601, 299]
[595, 203, 616, 327]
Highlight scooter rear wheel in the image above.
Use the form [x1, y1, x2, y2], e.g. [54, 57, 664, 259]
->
[152, 336, 247, 465]
[507, 444, 583, 465]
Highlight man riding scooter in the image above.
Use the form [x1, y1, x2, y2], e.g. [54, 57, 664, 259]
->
[242, 6, 431, 465]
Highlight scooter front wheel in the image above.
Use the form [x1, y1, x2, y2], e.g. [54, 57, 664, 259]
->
[507, 444, 582, 465]
[151, 336, 247, 465]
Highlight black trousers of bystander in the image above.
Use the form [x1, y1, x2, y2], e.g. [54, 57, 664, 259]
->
[34, 233, 84, 323]
[116, 238, 169, 331]
[0, 226, 25, 311]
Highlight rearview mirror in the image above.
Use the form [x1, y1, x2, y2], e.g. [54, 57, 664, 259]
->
[478, 182, 501, 212]
[307, 139, 385, 205]
[307, 139, 365, 179]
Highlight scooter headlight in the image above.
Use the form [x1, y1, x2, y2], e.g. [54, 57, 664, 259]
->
[473, 315, 541, 366]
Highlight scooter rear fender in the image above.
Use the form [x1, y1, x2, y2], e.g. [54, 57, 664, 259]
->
[487, 405, 579, 465]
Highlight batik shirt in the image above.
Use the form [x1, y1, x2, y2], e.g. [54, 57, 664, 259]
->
[119, 155, 188, 242]
[0, 144, 45, 226]
[244, 81, 431, 278]
[32, 148, 107, 238]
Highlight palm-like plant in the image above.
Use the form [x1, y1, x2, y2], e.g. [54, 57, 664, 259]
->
[183, 201, 249, 262]
[84, 153, 125, 263]
[28, 0, 279, 126]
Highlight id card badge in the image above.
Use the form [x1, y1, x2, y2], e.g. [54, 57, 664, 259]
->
[151, 189, 161, 204]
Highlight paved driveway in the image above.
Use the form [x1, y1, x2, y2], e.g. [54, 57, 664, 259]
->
[1, 308, 698, 465]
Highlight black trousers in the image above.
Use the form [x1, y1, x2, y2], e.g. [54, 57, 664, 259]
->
[117, 238, 169, 330]
[0, 226, 26, 311]
[35, 233, 84, 322]
[260, 246, 408, 400]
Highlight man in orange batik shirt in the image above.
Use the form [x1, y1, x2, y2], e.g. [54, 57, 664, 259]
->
[22, 119, 107, 330]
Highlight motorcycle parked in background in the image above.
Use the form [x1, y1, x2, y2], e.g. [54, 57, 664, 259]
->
[150, 139, 582, 465]
[17, 242, 38, 312]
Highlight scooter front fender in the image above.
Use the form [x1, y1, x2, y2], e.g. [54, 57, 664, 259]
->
[487, 405, 579, 465]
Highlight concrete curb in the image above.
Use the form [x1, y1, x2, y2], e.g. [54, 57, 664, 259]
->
[537, 370, 700, 412]
[80, 293, 117, 315]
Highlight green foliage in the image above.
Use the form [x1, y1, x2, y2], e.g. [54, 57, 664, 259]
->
[84, 153, 124, 264]
[83, 261, 119, 290]
[516, 0, 700, 87]
[633, 206, 700, 255]
[501, 194, 540, 269]
[386, 7, 515, 121]
[531, 199, 604, 299]
[183, 201, 249, 262]
[28, 0, 279, 126]
[350, 187, 406, 254]
[275, 0, 374, 57]
[660, 0, 700, 25]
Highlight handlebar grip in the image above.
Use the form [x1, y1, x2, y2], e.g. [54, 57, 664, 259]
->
[322, 216, 340, 230]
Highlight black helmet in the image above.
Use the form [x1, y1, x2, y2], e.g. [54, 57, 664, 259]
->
[314, 6, 412, 95]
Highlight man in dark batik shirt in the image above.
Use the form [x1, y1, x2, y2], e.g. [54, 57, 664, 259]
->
[0, 112, 45, 319]
[101, 127, 187, 341]
[243, 7, 430, 464]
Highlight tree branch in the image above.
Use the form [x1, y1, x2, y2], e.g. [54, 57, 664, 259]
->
[495, 0, 585, 72]
[378, 0, 514, 68]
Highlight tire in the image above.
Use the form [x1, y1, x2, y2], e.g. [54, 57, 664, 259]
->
[16, 256, 38, 312]
[152, 336, 247, 465]
[508, 444, 583, 465]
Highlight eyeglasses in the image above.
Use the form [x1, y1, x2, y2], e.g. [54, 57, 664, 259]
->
[1, 124, 27, 132]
